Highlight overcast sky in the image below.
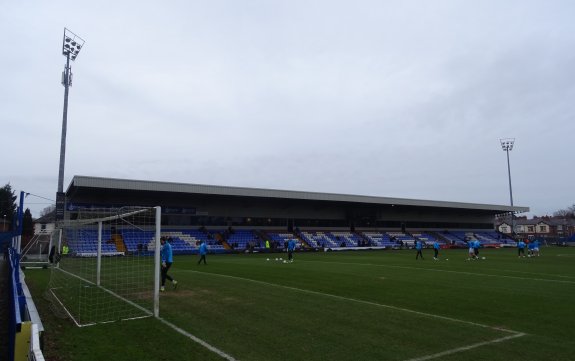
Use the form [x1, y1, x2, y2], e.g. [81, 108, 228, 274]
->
[2, 0, 574, 218]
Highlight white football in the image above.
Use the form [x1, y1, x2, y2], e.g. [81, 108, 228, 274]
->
[446, 259, 449, 261]
[482, 257, 486, 260]
[266, 258, 270, 261]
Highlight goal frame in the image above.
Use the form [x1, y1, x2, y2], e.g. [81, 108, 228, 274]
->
[48, 206, 162, 326]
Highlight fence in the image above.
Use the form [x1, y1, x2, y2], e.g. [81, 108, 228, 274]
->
[7, 246, 45, 361]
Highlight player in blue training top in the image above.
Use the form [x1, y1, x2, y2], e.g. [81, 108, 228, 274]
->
[473, 240, 481, 258]
[198, 240, 208, 265]
[433, 241, 440, 260]
[527, 241, 535, 257]
[160, 237, 177, 291]
[287, 239, 297, 262]
[517, 239, 526, 258]
[415, 240, 424, 260]
[532, 239, 541, 257]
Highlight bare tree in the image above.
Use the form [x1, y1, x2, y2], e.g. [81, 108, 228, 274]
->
[553, 204, 575, 219]
[40, 204, 56, 218]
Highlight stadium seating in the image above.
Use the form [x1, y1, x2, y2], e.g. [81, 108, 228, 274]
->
[65, 228, 514, 254]
[362, 232, 398, 248]
[66, 229, 119, 255]
[473, 232, 501, 246]
[387, 232, 416, 247]
[411, 233, 446, 246]
[224, 230, 260, 250]
[166, 230, 226, 253]
[267, 232, 303, 249]
[300, 232, 338, 248]
[122, 230, 155, 253]
[330, 232, 363, 247]
[299, 231, 363, 248]
[439, 232, 468, 247]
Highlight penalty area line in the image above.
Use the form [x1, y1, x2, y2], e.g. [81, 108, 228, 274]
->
[177, 270, 524, 335]
[157, 317, 238, 361]
[403, 332, 526, 361]
[176, 270, 528, 360]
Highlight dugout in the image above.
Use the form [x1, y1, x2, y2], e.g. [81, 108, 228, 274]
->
[64, 175, 528, 232]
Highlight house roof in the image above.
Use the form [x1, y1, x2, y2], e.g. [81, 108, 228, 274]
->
[34, 211, 55, 224]
[497, 217, 575, 226]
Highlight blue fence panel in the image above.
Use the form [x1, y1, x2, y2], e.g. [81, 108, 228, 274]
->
[9, 248, 23, 361]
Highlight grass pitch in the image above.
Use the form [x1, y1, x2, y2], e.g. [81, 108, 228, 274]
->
[24, 247, 575, 360]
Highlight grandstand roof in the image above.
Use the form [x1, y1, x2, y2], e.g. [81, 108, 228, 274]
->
[67, 175, 529, 214]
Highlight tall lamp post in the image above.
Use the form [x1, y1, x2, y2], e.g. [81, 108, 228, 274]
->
[57, 28, 85, 221]
[500, 138, 515, 238]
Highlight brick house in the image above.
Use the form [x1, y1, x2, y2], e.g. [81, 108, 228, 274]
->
[496, 216, 575, 241]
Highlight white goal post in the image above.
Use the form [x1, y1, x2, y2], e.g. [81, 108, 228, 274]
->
[46, 206, 161, 327]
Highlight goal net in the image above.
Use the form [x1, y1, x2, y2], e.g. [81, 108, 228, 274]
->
[46, 206, 161, 327]
[20, 230, 53, 268]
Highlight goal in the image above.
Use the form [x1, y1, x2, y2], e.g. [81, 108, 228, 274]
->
[46, 206, 162, 327]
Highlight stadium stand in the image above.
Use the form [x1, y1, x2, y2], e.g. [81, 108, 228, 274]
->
[330, 232, 363, 247]
[411, 232, 444, 246]
[224, 230, 260, 250]
[387, 232, 416, 247]
[122, 230, 155, 253]
[477, 231, 515, 245]
[299, 231, 371, 248]
[438, 232, 468, 247]
[66, 230, 120, 255]
[62, 227, 516, 254]
[185, 230, 226, 251]
[300, 232, 339, 248]
[361, 232, 398, 248]
[267, 232, 301, 249]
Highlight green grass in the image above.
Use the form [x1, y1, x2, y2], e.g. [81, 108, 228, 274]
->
[47, 255, 155, 325]
[24, 247, 575, 360]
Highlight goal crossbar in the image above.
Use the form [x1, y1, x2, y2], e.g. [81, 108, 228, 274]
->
[60, 207, 153, 227]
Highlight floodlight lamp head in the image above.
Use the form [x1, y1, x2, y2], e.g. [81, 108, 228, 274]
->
[500, 138, 515, 151]
[62, 28, 85, 61]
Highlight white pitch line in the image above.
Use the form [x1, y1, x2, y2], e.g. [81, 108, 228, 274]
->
[54, 269, 237, 359]
[157, 317, 238, 361]
[478, 267, 575, 279]
[177, 270, 522, 334]
[302, 260, 575, 285]
[177, 270, 528, 360]
[403, 332, 526, 361]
